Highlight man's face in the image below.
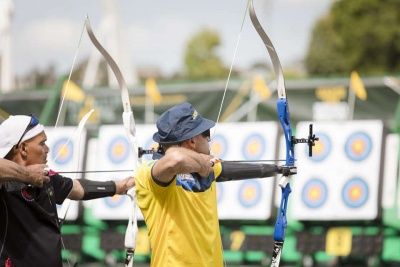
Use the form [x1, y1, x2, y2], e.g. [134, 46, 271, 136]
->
[23, 131, 49, 165]
[192, 129, 211, 155]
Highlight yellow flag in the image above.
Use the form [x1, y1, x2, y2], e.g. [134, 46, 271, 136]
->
[145, 78, 162, 104]
[350, 71, 367, 100]
[62, 80, 85, 103]
[252, 75, 271, 100]
[78, 96, 100, 123]
[220, 80, 251, 121]
[0, 108, 10, 120]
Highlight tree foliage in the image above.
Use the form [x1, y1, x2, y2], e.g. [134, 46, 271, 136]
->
[306, 0, 400, 76]
[183, 28, 227, 80]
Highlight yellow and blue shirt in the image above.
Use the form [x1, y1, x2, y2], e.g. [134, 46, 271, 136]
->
[135, 159, 223, 267]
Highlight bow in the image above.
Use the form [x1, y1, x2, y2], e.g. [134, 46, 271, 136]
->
[50, 76, 94, 266]
[56, 109, 95, 226]
[249, 1, 318, 266]
[84, 16, 139, 267]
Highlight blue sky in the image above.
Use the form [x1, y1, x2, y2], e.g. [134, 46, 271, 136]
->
[10, 0, 334, 77]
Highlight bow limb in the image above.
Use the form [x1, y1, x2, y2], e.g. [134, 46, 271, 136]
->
[57, 109, 95, 226]
[249, 1, 294, 266]
[45, 109, 94, 267]
[84, 16, 138, 267]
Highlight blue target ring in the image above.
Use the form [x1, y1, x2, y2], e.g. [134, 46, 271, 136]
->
[103, 195, 126, 208]
[238, 180, 262, 208]
[107, 136, 130, 164]
[345, 132, 372, 161]
[211, 134, 228, 159]
[242, 133, 265, 160]
[301, 178, 328, 209]
[308, 133, 331, 162]
[342, 177, 369, 208]
[51, 138, 73, 165]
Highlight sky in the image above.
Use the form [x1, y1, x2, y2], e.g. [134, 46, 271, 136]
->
[8, 0, 335, 78]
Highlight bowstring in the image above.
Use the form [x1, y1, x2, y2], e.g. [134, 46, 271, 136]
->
[210, 2, 251, 267]
[52, 17, 87, 267]
[54, 19, 86, 128]
[210, 0, 251, 148]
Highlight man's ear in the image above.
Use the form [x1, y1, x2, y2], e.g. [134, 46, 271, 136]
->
[20, 143, 28, 154]
[190, 138, 196, 144]
[182, 138, 196, 149]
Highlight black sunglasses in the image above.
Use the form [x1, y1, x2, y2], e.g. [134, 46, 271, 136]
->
[201, 129, 210, 138]
[15, 114, 40, 147]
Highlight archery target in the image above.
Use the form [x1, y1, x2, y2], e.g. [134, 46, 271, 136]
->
[238, 180, 263, 208]
[211, 134, 228, 159]
[107, 136, 131, 164]
[45, 127, 87, 171]
[45, 127, 87, 221]
[85, 124, 156, 220]
[342, 177, 369, 208]
[301, 178, 328, 209]
[291, 120, 383, 221]
[308, 133, 331, 162]
[103, 195, 127, 208]
[51, 137, 74, 165]
[214, 122, 278, 220]
[88, 122, 277, 220]
[242, 133, 266, 160]
[345, 132, 372, 161]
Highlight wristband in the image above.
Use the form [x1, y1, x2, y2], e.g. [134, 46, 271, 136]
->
[77, 179, 116, 200]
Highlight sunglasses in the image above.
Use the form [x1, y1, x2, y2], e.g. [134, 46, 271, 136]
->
[201, 129, 210, 138]
[15, 114, 40, 147]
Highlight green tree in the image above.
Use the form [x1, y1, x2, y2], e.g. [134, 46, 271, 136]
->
[184, 28, 228, 80]
[306, 0, 400, 76]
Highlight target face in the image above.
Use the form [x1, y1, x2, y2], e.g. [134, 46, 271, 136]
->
[345, 132, 372, 161]
[309, 133, 331, 162]
[51, 138, 73, 165]
[107, 136, 130, 164]
[103, 195, 126, 208]
[211, 134, 228, 159]
[242, 133, 265, 160]
[238, 180, 262, 208]
[342, 177, 369, 208]
[301, 178, 328, 208]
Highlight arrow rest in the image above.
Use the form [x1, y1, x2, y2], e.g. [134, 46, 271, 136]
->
[280, 166, 297, 177]
[291, 124, 319, 156]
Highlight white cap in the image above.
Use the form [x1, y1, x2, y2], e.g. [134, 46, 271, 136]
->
[0, 115, 44, 158]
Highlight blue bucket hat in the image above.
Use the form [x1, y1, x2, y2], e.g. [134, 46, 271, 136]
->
[153, 102, 215, 144]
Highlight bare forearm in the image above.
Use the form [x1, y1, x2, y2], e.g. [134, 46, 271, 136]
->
[0, 159, 49, 187]
[169, 148, 208, 173]
[0, 159, 30, 183]
[153, 147, 214, 183]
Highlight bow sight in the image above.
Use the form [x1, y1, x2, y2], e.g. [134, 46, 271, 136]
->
[291, 124, 319, 157]
[138, 147, 155, 158]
